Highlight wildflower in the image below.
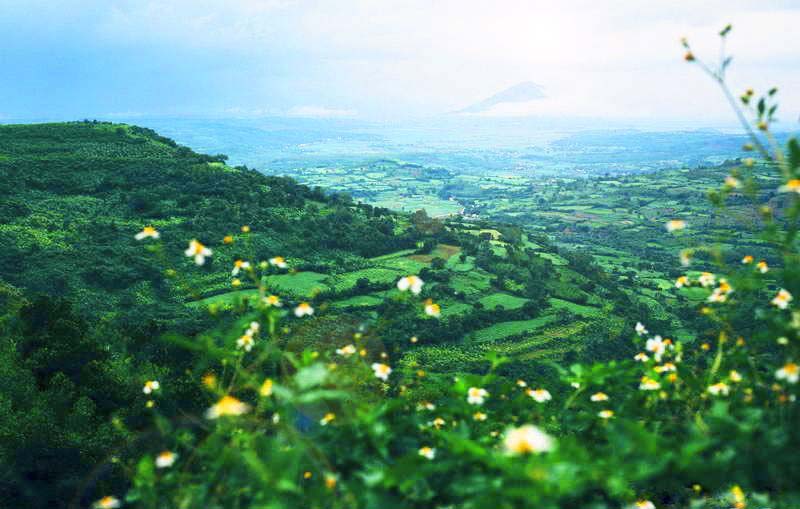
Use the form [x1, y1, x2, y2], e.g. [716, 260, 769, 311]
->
[708, 285, 731, 303]
[680, 250, 692, 267]
[324, 474, 337, 489]
[142, 380, 160, 394]
[431, 417, 446, 429]
[729, 370, 743, 383]
[231, 259, 250, 276]
[223, 235, 234, 244]
[639, 376, 661, 391]
[645, 336, 666, 361]
[424, 299, 441, 318]
[410, 336, 418, 343]
[473, 411, 488, 421]
[294, 302, 314, 317]
[598, 409, 614, 419]
[231, 278, 242, 287]
[260, 378, 274, 397]
[707, 382, 731, 396]
[725, 176, 741, 188]
[634, 352, 650, 362]
[268, 256, 287, 268]
[93, 496, 121, 509]
[527, 388, 552, 403]
[698, 272, 716, 288]
[701, 342, 711, 351]
[571, 382, 581, 389]
[236, 335, 254, 352]
[155, 451, 177, 468]
[241, 225, 250, 233]
[371, 363, 392, 381]
[467, 387, 489, 405]
[655, 363, 677, 373]
[516, 379, 527, 388]
[206, 395, 250, 419]
[135, 226, 160, 240]
[397, 275, 424, 294]
[304, 471, 312, 479]
[320, 413, 336, 426]
[336, 344, 357, 357]
[184, 239, 213, 265]
[675, 275, 689, 288]
[590, 392, 609, 402]
[756, 260, 769, 273]
[779, 179, 800, 194]
[772, 289, 793, 309]
[666, 219, 687, 232]
[775, 362, 799, 384]
[635, 322, 648, 336]
[632, 501, 655, 509]
[418, 446, 436, 460]
[730, 485, 746, 509]
[741, 255, 753, 264]
[263, 295, 282, 307]
[417, 401, 436, 411]
[202, 373, 217, 389]
[502, 425, 554, 455]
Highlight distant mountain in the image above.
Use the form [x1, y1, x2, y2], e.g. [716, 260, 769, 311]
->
[456, 81, 546, 114]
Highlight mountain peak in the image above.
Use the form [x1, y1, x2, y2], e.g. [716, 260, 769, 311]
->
[457, 82, 546, 114]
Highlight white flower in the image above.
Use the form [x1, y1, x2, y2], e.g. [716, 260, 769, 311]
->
[598, 409, 614, 419]
[725, 176, 742, 189]
[424, 300, 441, 318]
[336, 344, 357, 357]
[231, 259, 250, 276]
[635, 322, 648, 336]
[707, 382, 730, 396]
[639, 377, 660, 391]
[645, 335, 666, 361]
[467, 387, 489, 405]
[418, 446, 436, 460]
[590, 392, 609, 402]
[372, 363, 392, 381]
[527, 388, 552, 403]
[93, 496, 121, 509]
[698, 272, 716, 288]
[268, 256, 287, 269]
[680, 250, 692, 267]
[631, 500, 656, 509]
[294, 302, 314, 317]
[397, 275, 424, 295]
[776, 362, 799, 384]
[502, 425, 554, 455]
[772, 289, 793, 309]
[205, 395, 250, 419]
[155, 451, 177, 468]
[634, 352, 650, 362]
[236, 335, 255, 352]
[142, 380, 160, 394]
[185, 239, 212, 265]
[134, 226, 160, 240]
[675, 276, 689, 288]
[665, 219, 687, 232]
[263, 295, 282, 307]
[756, 260, 769, 273]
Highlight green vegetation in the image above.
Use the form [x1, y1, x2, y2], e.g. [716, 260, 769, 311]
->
[2, 26, 800, 509]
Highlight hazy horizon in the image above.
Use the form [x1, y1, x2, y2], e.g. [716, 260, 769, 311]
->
[3, 1, 799, 128]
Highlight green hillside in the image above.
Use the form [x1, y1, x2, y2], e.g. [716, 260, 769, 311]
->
[0, 122, 637, 507]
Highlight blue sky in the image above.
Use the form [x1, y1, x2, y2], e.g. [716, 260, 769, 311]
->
[2, 0, 799, 125]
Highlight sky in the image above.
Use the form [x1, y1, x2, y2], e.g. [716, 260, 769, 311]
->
[1, 0, 799, 126]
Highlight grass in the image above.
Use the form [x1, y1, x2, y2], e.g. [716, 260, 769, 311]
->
[478, 293, 529, 310]
[470, 315, 559, 343]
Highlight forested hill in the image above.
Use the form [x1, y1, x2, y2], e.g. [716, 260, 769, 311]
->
[0, 121, 413, 320]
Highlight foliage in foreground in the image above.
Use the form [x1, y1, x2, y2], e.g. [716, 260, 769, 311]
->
[85, 28, 800, 509]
